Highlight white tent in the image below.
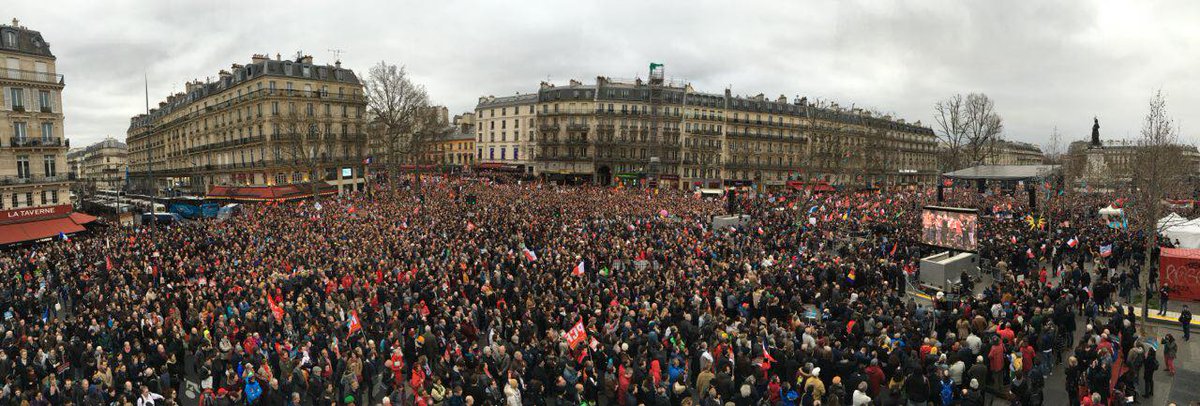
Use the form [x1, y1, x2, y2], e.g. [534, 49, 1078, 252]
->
[1159, 213, 1200, 249]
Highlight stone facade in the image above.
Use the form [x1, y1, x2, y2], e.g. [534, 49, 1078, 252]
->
[475, 71, 938, 189]
[126, 54, 368, 195]
[0, 19, 69, 210]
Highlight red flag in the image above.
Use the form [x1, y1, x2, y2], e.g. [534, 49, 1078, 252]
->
[572, 261, 585, 276]
[889, 244, 898, 256]
[466, 221, 477, 232]
[348, 205, 356, 214]
[347, 310, 362, 338]
[762, 343, 777, 363]
[266, 290, 284, 322]
[105, 257, 113, 271]
[565, 319, 587, 349]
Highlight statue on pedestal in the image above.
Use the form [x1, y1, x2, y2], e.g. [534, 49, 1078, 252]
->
[1090, 117, 1101, 148]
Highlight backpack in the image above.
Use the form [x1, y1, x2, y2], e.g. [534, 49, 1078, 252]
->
[940, 379, 954, 405]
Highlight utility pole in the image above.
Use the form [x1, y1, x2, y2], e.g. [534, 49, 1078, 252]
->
[144, 72, 158, 226]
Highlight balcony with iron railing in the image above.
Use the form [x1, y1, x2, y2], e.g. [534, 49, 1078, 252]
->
[541, 108, 594, 116]
[0, 174, 70, 185]
[9, 137, 68, 148]
[0, 68, 65, 85]
[689, 128, 721, 136]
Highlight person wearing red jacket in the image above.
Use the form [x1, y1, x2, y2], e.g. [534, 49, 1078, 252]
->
[1020, 341, 1036, 375]
[864, 359, 885, 397]
[988, 339, 1006, 388]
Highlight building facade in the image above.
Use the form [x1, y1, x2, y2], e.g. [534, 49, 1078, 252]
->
[475, 68, 938, 188]
[1066, 139, 1200, 185]
[76, 137, 127, 191]
[1, 19, 70, 211]
[988, 140, 1044, 166]
[429, 131, 475, 168]
[452, 112, 475, 134]
[127, 54, 368, 196]
[66, 146, 82, 181]
[475, 94, 538, 175]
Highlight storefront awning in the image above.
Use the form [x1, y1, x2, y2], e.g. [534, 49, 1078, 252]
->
[0, 204, 93, 245]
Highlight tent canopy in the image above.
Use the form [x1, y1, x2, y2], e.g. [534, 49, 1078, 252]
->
[1159, 213, 1200, 249]
[943, 165, 1060, 181]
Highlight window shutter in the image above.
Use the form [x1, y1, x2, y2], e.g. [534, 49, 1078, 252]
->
[2, 87, 9, 110]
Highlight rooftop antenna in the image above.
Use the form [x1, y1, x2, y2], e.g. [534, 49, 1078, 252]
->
[327, 48, 344, 63]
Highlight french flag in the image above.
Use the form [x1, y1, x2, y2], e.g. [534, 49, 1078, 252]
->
[58, 232, 70, 242]
[572, 260, 585, 276]
[523, 248, 538, 262]
[1067, 237, 1078, 248]
[1099, 244, 1113, 257]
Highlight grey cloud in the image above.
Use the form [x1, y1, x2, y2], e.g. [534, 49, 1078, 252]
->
[7, 0, 1199, 148]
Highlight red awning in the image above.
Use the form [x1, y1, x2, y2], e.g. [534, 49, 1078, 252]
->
[0, 217, 86, 245]
[69, 212, 98, 225]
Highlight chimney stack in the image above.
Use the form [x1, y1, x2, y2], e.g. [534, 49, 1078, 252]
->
[251, 54, 269, 64]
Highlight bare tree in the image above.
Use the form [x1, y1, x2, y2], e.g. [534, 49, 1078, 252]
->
[934, 94, 968, 171]
[934, 93, 1004, 170]
[363, 62, 437, 181]
[274, 104, 331, 200]
[963, 93, 1004, 166]
[1129, 89, 1186, 327]
[1043, 126, 1063, 164]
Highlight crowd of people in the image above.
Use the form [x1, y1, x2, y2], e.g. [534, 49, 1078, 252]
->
[0, 175, 1188, 405]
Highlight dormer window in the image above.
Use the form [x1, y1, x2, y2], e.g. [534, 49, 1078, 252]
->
[1, 31, 15, 48]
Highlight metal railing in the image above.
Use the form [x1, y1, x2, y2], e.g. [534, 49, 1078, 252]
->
[0, 68, 65, 85]
[0, 175, 69, 185]
[9, 137, 67, 148]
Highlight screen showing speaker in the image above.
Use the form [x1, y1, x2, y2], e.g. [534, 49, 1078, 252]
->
[921, 206, 979, 252]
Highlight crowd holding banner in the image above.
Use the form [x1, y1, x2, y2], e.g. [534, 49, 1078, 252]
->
[0, 175, 1188, 405]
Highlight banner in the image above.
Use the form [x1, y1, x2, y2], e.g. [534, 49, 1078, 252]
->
[565, 319, 587, 349]
[1161, 248, 1200, 301]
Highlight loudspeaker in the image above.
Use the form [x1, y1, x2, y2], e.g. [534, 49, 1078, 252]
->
[937, 185, 945, 202]
[1028, 188, 1036, 211]
[726, 190, 738, 214]
[976, 180, 986, 194]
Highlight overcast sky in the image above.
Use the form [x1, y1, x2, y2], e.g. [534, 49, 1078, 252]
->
[9, 0, 1200, 149]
